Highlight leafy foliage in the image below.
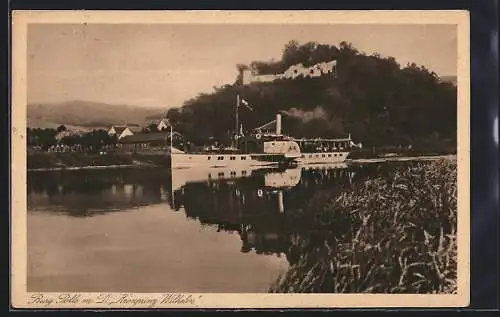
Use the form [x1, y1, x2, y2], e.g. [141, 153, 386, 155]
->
[27, 128, 117, 151]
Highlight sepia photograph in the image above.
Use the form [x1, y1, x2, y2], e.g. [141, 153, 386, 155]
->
[11, 10, 470, 309]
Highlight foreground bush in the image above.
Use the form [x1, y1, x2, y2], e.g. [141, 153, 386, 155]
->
[270, 159, 457, 294]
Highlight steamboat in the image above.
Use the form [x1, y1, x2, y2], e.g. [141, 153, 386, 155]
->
[169, 95, 361, 169]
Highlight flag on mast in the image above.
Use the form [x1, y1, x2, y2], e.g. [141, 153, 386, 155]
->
[240, 98, 254, 111]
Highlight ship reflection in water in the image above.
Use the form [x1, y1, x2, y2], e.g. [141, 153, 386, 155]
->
[27, 163, 387, 292]
[170, 164, 355, 261]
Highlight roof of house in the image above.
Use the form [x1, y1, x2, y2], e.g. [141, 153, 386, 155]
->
[112, 126, 127, 135]
[146, 118, 169, 127]
[118, 131, 183, 143]
[111, 125, 142, 134]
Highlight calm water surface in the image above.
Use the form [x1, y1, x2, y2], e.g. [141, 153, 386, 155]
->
[27, 162, 413, 293]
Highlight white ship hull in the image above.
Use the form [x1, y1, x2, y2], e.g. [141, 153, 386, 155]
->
[170, 152, 291, 169]
[170, 150, 349, 169]
[171, 165, 262, 191]
[296, 151, 350, 165]
[170, 165, 303, 192]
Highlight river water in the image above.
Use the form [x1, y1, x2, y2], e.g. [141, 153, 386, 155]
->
[27, 161, 426, 293]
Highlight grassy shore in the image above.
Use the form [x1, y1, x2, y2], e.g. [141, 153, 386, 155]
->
[347, 145, 456, 159]
[27, 152, 170, 170]
[270, 159, 457, 293]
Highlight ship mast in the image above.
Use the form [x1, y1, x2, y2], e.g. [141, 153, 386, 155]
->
[170, 124, 173, 155]
[235, 94, 240, 136]
[169, 124, 174, 208]
[232, 94, 242, 148]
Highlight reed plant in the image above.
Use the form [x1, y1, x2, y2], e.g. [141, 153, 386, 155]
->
[270, 159, 457, 293]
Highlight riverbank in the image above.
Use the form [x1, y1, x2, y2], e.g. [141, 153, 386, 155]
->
[27, 151, 457, 172]
[270, 159, 457, 293]
[347, 154, 456, 164]
[347, 145, 456, 160]
[27, 152, 170, 171]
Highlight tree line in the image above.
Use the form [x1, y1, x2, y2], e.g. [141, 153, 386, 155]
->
[27, 125, 117, 151]
[165, 41, 457, 150]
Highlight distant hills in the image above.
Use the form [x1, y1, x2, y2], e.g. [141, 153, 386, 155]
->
[27, 100, 166, 130]
[439, 75, 457, 86]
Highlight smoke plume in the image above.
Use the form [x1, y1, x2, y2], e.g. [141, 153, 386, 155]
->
[282, 106, 345, 137]
[283, 106, 329, 123]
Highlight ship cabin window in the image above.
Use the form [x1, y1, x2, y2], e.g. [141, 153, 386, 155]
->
[272, 142, 275, 146]
[230, 156, 236, 160]
[218, 156, 224, 160]
[322, 154, 326, 158]
[242, 170, 247, 175]
[218, 172, 224, 177]
[328, 154, 332, 157]
[301, 155, 305, 158]
[315, 154, 319, 158]
[230, 171, 236, 176]
[208, 156, 211, 160]
[241, 156, 246, 160]
[334, 154, 337, 157]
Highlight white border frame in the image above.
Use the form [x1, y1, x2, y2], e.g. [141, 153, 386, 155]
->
[11, 10, 470, 309]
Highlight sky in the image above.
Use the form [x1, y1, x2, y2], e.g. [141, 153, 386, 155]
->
[27, 23, 457, 109]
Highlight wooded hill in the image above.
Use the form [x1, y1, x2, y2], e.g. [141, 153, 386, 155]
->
[165, 41, 457, 150]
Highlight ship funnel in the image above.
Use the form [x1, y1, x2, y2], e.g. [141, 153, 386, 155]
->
[276, 113, 282, 135]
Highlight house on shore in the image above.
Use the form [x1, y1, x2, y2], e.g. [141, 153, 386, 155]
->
[143, 118, 170, 132]
[117, 131, 184, 153]
[157, 119, 170, 131]
[108, 125, 142, 140]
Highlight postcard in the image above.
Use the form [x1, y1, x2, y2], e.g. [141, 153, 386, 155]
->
[11, 10, 470, 309]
